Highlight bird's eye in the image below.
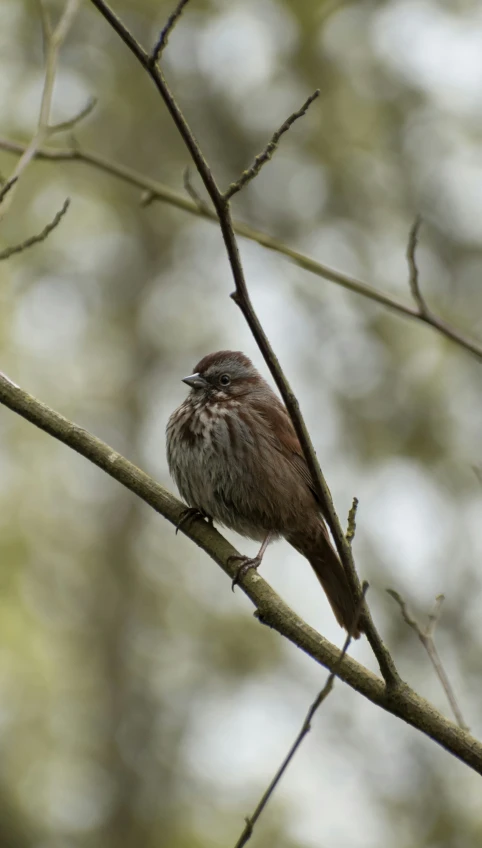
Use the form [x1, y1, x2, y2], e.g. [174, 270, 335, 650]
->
[219, 374, 231, 386]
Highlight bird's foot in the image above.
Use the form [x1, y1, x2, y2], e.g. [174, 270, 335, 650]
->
[176, 507, 213, 535]
[228, 554, 262, 591]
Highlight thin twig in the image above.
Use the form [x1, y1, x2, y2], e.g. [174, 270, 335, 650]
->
[38, 0, 52, 44]
[183, 167, 210, 215]
[234, 582, 369, 848]
[472, 465, 482, 485]
[407, 216, 429, 316]
[346, 496, 359, 545]
[0, 0, 80, 220]
[0, 198, 70, 261]
[1, 138, 481, 362]
[426, 593, 444, 639]
[224, 90, 320, 200]
[0, 175, 18, 205]
[87, 0, 399, 687]
[150, 0, 190, 63]
[48, 96, 97, 134]
[387, 590, 468, 730]
[53, 0, 80, 43]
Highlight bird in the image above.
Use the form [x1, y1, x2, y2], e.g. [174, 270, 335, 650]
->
[166, 350, 362, 637]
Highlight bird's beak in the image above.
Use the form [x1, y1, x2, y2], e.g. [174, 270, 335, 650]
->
[182, 372, 209, 389]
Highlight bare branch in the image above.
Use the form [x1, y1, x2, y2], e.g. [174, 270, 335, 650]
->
[88, 0, 398, 687]
[407, 216, 429, 315]
[234, 582, 369, 848]
[183, 167, 210, 215]
[52, 0, 80, 45]
[48, 96, 97, 134]
[0, 175, 18, 205]
[224, 90, 320, 201]
[387, 590, 468, 730]
[0, 0, 80, 220]
[150, 0, 190, 63]
[0, 198, 70, 261]
[0, 370, 480, 772]
[1, 137, 482, 362]
[38, 0, 52, 44]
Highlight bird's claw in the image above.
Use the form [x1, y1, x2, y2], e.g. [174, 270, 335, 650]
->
[176, 507, 213, 535]
[228, 555, 262, 591]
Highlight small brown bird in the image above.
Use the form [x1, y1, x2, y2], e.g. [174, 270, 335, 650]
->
[166, 350, 362, 637]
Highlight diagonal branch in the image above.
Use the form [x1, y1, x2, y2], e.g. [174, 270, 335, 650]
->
[0, 197, 70, 261]
[48, 95, 97, 134]
[233, 582, 368, 848]
[150, 0, 190, 63]
[0, 175, 18, 204]
[1, 137, 481, 361]
[183, 167, 211, 215]
[224, 90, 320, 200]
[88, 0, 399, 689]
[388, 590, 468, 731]
[0, 0, 80, 220]
[403, 216, 472, 367]
[0, 371, 480, 773]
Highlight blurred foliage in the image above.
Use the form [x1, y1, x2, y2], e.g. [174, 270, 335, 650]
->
[1, 0, 482, 846]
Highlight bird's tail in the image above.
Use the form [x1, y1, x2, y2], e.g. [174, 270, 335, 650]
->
[287, 520, 364, 638]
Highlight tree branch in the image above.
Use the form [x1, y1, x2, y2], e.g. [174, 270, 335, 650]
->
[0, 175, 18, 204]
[88, 0, 399, 689]
[388, 590, 468, 731]
[0, 0, 80, 219]
[0, 374, 482, 775]
[0, 197, 70, 261]
[0, 372, 480, 773]
[407, 216, 427, 315]
[224, 90, 319, 200]
[233, 582, 368, 848]
[150, 0, 190, 63]
[48, 95, 97, 134]
[1, 137, 481, 362]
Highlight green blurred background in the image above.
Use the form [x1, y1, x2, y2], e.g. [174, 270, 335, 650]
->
[1, 0, 482, 846]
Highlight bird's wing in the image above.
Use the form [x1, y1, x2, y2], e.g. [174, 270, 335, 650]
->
[250, 396, 320, 504]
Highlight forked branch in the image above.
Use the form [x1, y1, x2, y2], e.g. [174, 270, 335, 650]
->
[86, 0, 400, 689]
[233, 582, 368, 848]
[388, 589, 468, 731]
[1, 137, 481, 361]
[0, 372, 480, 774]
[224, 90, 319, 200]
[150, 0, 190, 63]
[0, 0, 80, 219]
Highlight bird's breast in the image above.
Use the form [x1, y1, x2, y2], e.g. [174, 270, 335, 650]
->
[167, 399, 272, 538]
